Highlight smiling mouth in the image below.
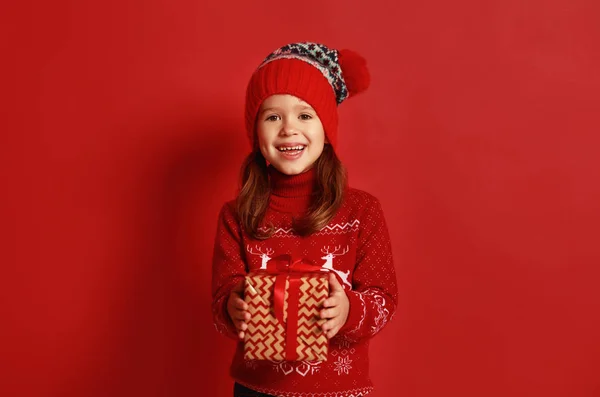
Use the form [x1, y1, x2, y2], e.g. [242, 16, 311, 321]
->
[277, 145, 306, 152]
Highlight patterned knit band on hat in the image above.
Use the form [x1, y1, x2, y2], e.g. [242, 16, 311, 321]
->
[245, 42, 371, 150]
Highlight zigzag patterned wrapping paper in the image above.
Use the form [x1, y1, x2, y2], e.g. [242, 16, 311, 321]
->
[244, 273, 329, 361]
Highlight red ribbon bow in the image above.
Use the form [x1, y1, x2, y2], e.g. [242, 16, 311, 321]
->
[258, 254, 323, 361]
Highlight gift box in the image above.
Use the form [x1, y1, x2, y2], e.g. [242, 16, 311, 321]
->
[244, 255, 329, 361]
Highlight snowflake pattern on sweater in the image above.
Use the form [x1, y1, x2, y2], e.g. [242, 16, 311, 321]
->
[211, 169, 397, 397]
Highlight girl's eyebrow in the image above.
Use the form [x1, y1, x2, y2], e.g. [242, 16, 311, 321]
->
[259, 104, 315, 114]
[260, 107, 277, 114]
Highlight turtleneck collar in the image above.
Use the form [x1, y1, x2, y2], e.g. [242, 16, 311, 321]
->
[268, 166, 316, 213]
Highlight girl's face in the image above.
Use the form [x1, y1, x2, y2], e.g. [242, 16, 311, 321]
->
[256, 94, 327, 175]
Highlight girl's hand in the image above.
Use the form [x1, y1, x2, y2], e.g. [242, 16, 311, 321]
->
[227, 280, 249, 340]
[320, 273, 349, 339]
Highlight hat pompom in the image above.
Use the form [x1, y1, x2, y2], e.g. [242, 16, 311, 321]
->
[338, 49, 370, 96]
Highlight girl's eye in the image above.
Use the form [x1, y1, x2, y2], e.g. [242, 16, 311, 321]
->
[265, 115, 280, 122]
[299, 114, 312, 120]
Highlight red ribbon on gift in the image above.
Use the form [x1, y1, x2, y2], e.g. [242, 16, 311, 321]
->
[258, 254, 323, 361]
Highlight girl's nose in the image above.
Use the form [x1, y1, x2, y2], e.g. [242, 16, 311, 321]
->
[280, 117, 298, 136]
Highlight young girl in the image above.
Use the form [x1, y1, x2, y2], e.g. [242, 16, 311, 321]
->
[211, 42, 398, 397]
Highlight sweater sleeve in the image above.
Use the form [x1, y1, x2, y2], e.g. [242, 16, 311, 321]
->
[211, 201, 248, 340]
[338, 195, 398, 341]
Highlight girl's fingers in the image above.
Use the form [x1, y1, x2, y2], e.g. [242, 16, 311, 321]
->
[234, 319, 248, 331]
[326, 326, 340, 339]
[322, 318, 339, 333]
[323, 296, 338, 308]
[232, 309, 250, 321]
[320, 306, 339, 319]
[232, 297, 248, 310]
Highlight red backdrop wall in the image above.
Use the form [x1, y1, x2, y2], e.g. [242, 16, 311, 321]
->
[3, 1, 600, 396]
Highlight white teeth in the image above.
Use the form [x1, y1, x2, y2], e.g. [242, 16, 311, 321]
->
[278, 145, 305, 151]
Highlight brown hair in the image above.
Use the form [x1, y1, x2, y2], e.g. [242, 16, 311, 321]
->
[236, 144, 347, 239]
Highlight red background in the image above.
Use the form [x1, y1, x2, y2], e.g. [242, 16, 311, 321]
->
[3, 1, 600, 396]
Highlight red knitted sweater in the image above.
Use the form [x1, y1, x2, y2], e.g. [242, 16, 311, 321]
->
[211, 167, 398, 397]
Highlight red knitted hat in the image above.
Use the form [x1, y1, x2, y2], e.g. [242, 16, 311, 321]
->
[245, 42, 370, 150]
